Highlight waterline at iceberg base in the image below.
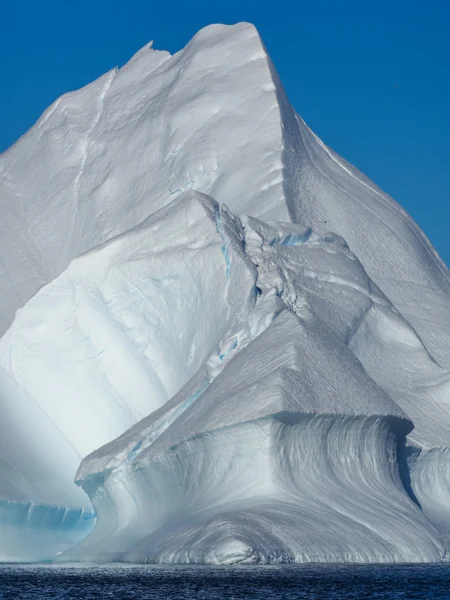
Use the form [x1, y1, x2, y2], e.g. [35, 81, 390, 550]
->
[1, 23, 450, 564]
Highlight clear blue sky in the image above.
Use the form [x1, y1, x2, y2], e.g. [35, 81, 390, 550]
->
[2, 0, 449, 265]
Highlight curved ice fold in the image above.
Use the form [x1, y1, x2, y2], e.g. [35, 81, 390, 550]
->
[407, 446, 450, 545]
[1, 22, 450, 563]
[67, 415, 444, 564]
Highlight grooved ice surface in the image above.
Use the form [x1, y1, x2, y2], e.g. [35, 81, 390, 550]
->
[1, 23, 450, 563]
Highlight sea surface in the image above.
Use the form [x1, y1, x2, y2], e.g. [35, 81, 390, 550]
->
[1, 563, 450, 599]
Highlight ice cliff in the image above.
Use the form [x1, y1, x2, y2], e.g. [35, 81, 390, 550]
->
[1, 23, 450, 564]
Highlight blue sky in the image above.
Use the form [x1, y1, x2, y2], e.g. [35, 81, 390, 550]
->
[2, 0, 449, 265]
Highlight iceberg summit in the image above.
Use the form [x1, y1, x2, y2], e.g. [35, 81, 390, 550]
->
[1, 23, 450, 564]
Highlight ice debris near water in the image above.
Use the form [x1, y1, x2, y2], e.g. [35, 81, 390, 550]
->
[1, 23, 450, 564]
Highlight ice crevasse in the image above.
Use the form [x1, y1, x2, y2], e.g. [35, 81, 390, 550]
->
[1, 22, 450, 563]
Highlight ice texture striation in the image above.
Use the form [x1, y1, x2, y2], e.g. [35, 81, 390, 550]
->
[0, 23, 450, 563]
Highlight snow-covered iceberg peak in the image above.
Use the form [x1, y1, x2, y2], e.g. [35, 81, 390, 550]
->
[0, 23, 289, 336]
[1, 22, 450, 563]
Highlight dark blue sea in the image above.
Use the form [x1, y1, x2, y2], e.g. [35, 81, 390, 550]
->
[1, 564, 450, 599]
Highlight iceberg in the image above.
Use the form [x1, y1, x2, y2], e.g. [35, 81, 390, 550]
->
[0, 23, 449, 563]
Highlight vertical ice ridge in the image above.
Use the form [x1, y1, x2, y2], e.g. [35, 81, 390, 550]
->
[213, 204, 231, 279]
[67, 69, 118, 255]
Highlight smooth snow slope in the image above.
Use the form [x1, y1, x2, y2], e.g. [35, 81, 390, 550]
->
[1, 22, 450, 563]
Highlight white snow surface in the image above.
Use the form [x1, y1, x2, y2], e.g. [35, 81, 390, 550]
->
[0, 22, 450, 563]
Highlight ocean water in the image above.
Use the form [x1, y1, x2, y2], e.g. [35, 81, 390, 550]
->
[1, 564, 450, 599]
